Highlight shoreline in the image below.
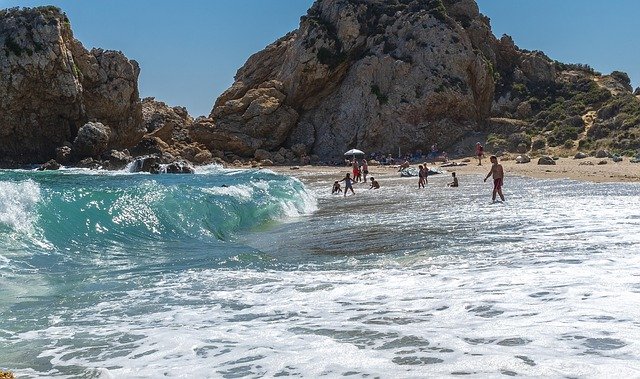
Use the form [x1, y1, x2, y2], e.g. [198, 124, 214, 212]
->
[267, 156, 640, 184]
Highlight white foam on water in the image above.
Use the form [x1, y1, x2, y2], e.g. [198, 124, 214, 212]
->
[0, 179, 41, 232]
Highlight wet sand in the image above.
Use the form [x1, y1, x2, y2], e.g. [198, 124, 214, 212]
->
[267, 156, 640, 184]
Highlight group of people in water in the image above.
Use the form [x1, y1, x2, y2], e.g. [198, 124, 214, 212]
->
[332, 153, 505, 202]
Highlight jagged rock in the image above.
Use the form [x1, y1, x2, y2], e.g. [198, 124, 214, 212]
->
[102, 149, 132, 170]
[254, 149, 272, 161]
[130, 136, 170, 157]
[515, 155, 530, 164]
[595, 150, 610, 158]
[164, 161, 195, 174]
[634, 87, 640, 96]
[537, 156, 555, 165]
[574, 152, 588, 159]
[73, 122, 111, 158]
[0, 7, 144, 163]
[142, 97, 193, 144]
[38, 159, 61, 171]
[260, 159, 274, 166]
[130, 155, 160, 174]
[76, 157, 101, 169]
[55, 145, 72, 164]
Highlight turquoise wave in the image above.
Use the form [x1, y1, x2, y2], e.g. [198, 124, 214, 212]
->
[0, 166, 316, 265]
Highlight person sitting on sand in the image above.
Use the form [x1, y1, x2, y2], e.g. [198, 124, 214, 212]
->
[338, 173, 356, 197]
[447, 172, 459, 187]
[400, 159, 410, 169]
[484, 155, 505, 202]
[332, 181, 342, 194]
[369, 177, 380, 189]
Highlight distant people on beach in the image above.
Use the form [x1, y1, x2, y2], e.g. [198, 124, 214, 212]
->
[475, 142, 484, 166]
[339, 173, 356, 197]
[369, 177, 380, 189]
[351, 159, 361, 182]
[448, 172, 459, 187]
[484, 155, 505, 202]
[332, 181, 342, 194]
[361, 159, 369, 182]
[418, 165, 426, 188]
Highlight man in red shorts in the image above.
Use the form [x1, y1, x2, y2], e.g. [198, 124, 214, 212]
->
[483, 155, 505, 202]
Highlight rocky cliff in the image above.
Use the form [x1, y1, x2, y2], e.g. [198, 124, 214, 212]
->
[0, 6, 144, 163]
[196, 0, 639, 161]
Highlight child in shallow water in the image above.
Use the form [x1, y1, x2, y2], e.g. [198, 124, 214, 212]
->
[448, 172, 459, 187]
[338, 173, 355, 196]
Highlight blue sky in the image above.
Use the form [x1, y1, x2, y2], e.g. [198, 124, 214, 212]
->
[2, 0, 638, 117]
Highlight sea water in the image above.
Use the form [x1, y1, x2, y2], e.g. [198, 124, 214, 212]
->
[1, 166, 639, 378]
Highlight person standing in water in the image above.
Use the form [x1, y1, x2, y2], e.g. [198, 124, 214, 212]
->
[361, 158, 369, 183]
[339, 173, 356, 197]
[351, 159, 361, 183]
[475, 142, 484, 166]
[484, 155, 505, 202]
[418, 165, 426, 188]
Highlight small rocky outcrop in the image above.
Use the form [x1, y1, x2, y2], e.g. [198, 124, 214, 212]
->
[574, 152, 588, 159]
[537, 156, 556, 165]
[515, 155, 530, 164]
[73, 122, 111, 158]
[38, 159, 61, 171]
[0, 6, 144, 163]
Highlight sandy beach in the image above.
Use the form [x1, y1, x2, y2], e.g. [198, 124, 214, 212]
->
[267, 156, 640, 185]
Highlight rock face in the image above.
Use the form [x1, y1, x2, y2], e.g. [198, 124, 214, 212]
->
[197, 0, 499, 160]
[0, 6, 144, 163]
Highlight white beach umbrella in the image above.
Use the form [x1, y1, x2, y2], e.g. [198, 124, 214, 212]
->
[344, 149, 365, 156]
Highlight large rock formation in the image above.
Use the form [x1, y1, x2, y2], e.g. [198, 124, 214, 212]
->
[0, 6, 144, 163]
[196, 0, 500, 160]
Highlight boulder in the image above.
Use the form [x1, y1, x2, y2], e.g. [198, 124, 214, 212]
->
[612, 155, 623, 162]
[38, 159, 61, 171]
[595, 150, 611, 158]
[259, 159, 274, 167]
[574, 152, 588, 159]
[537, 156, 556, 165]
[102, 149, 133, 170]
[55, 145, 72, 164]
[515, 155, 530, 164]
[164, 161, 195, 174]
[130, 156, 161, 174]
[73, 122, 111, 158]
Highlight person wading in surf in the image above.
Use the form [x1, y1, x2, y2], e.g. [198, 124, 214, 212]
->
[484, 155, 505, 202]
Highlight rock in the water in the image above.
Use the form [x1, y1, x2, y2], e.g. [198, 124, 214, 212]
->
[164, 161, 195, 174]
[515, 155, 530, 164]
[73, 122, 111, 158]
[130, 156, 161, 174]
[574, 152, 588, 159]
[102, 149, 133, 170]
[537, 156, 556, 165]
[38, 159, 61, 171]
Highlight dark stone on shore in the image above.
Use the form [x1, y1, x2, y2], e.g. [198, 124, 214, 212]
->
[164, 161, 195, 174]
[77, 158, 102, 170]
[595, 150, 611, 158]
[537, 156, 556, 165]
[55, 145, 72, 164]
[102, 149, 133, 170]
[574, 152, 588, 159]
[38, 159, 61, 171]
